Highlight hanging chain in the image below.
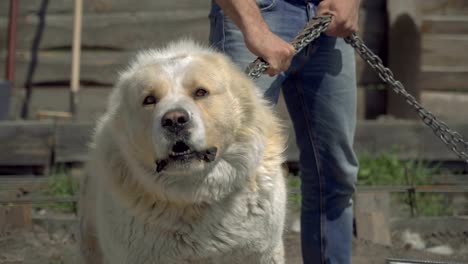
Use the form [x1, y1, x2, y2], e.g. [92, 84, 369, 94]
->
[245, 14, 468, 163]
[344, 34, 468, 163]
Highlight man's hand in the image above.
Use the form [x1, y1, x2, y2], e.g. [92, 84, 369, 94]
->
[317, 0, 361, 38]
[215, 0, 295, 76]
[244, 26, 295, 76]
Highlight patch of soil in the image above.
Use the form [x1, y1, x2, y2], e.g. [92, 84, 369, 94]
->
[1, 214, 467, 264]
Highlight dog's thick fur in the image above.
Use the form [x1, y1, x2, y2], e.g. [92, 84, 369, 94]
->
[79, 40, 287, 264]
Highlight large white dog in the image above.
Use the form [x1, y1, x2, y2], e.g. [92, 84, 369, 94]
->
[79, 40, 287, 264]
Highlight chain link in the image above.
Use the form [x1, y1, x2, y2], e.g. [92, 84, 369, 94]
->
[245, 14, 332, 80]
[245, 14, 468, 163]
[344, 34, 468, 163]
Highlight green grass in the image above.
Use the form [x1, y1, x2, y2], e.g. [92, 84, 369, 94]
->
[287, 175, 301, 209]
[43, 166, 79, 213]
[358, 151, 452, 217]
[287, 151, 453, 217]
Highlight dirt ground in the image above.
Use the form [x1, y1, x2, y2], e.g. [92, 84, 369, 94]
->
[1, 212, 467, 264]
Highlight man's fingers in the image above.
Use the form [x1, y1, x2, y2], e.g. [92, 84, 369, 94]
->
[316, 0, 359, 38]
[266, 68, 279, 77]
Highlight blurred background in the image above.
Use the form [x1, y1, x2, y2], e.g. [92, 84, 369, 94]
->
[0, 0, 467, 263]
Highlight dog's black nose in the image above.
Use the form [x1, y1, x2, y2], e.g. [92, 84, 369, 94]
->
[161, 108, 191, 133]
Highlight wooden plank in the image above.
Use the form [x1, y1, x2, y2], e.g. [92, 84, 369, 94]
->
[54, 122, 94, 163]
[353, 121, 468, 161]
[355, 192, 392, 246]
[0, 50, 381, 88]
[0, 120, 460, 165]
[421, 90, 468, 123]
[284, 120, 468, 162]
[0, 0, 210, 16]
[0, 121, 54, 166]
[0, 176, 49, 192]
[431, 174, 468, 185]
[0, 50, 131, 86]
[423, 35, 468, 67]
[387, 0, 422, 120]
[0, 204, 32, 232]
[24, 87, 112, 121]
[422, 15, 468, 34]
[420, 0, 468, 15]
[356, 0, 388, 85]
[357, 185, 468, 193]
[0, 11, 210, 51]
[0, 196, 77, 205]
[420, 66, 468, 92]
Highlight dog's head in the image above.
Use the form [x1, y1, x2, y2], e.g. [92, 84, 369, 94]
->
[104, 41, 274, 203]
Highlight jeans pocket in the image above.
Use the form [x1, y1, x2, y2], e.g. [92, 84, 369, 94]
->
[256, 0, 277, 11]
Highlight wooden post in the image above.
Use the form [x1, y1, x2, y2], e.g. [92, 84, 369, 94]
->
[386, 0, 422, 119]
[70, 0, 83, 118]
[5, 0, 18, 88]
[355, 191, 392, 246]
[358, 0, 389, 120]
[0, 204, 32, 233]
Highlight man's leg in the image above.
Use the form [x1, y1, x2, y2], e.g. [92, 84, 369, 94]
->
[209, 1, 358, 263]
[281, 24, 358, 263]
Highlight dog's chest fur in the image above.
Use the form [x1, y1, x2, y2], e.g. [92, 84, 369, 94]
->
[96, 181, 282, 264]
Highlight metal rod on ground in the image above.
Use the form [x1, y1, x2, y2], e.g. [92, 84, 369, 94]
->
[70, 0, 83, 118]
[387, 258, 464, 264]
[5, 0, 18, 88]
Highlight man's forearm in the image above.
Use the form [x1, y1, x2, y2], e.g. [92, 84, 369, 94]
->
[214, 0, 269, 39]
[214, 0, 295, 75]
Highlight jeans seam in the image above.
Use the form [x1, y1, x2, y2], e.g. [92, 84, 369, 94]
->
[220, 14, 226, 53]
[295, 75, 327, 264]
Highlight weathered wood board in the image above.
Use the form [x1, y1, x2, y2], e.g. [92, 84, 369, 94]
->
[422, 15, 468, 34]
[0, 120, 466, 166]
[421, 90, 468, 123]
[0, 50, 132, 86]
[24, 87, 112, 121]
[420, 66, 468, 92]
[55, 122, 94, 163]
[0, 10, 210, 51]
[355, 192, 392, 246]
[0, 204, 32, 233]
[51, 120, 468, 163]
[0, 121, 54, 166]
[422, 35, 468, 67]
[420, 0, 468, 15]
[352, 121, 468, 161]
[0, 0, 210, 16]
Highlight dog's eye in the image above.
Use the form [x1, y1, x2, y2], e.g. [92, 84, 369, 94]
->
[142, 95, 157, 106]
[194, 88, 209, 98]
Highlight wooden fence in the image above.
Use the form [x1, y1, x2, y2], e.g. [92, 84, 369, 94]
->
[1, 120, 467, 173]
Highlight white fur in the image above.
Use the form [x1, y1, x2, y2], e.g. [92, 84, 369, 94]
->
[79, 40, 287, 264]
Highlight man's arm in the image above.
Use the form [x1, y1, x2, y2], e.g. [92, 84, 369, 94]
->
[214, 0, 295, 76]
[317, 0, 361, 37]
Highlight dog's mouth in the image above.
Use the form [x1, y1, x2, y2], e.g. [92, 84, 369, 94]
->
[155, 141, 218, 173]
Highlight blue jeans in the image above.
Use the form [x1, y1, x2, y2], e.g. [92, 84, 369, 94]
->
[209, 0, 358, 263]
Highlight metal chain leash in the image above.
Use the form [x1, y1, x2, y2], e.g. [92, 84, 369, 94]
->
[344, 34, 468, 163]
[245, 14, 468, 163]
